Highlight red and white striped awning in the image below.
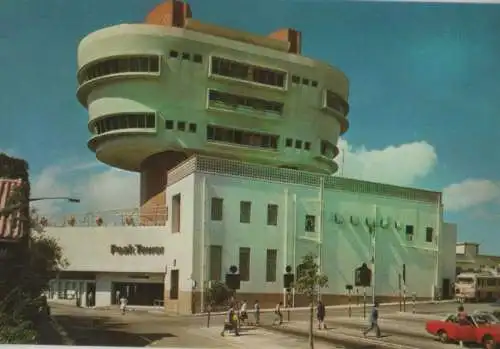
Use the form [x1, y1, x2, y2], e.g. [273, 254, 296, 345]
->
[0, 178, 24, 241]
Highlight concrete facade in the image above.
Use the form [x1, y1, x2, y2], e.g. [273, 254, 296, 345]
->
[456, 242, 500, 274]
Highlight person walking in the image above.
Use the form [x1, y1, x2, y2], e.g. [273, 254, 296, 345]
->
[273, 301, 283, 325]
[317, 300, 326, 330]
[119, 296, 128, 315]
[363, 302, 381, 338]
[240, 300, 248, 326]
[220, 305, 239, 337]
[253, 300, 260, 326]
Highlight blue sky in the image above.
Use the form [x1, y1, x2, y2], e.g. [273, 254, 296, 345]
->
[1, 0, 499, 253]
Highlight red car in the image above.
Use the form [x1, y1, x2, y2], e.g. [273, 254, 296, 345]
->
[425, 313, 500, 348]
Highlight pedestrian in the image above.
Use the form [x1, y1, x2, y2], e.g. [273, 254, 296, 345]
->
[363, 301, 381, 338]
[317, 300, 326, 330]
[115, 290, 121, 305]
[87, 292, 93, 308]
[457, 305, 468, 347]
[220, 304, 239, 337]
[240, 300, 248, 326]
[119, 295, 128, 315]
[273, 301, 283, 325]
[253, 300, 260, 326]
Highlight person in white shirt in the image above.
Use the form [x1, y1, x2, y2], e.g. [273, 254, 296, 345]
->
[119, 296, 128, 315]
[253, 300, 260, 326]
[240, 300, 248, 325]
[273, 301, 283, 325]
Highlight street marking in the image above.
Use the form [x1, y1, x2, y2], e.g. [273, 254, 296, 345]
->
[139, 335, 153, 344]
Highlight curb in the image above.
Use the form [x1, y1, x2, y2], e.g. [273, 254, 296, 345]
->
[49, 316, 75, 346]
[194, 299, 456, 317]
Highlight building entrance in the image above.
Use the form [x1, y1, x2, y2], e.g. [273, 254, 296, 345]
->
[111, 282, 163, 306]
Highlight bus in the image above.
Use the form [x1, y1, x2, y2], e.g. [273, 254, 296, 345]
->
[455, 271, 500, 302]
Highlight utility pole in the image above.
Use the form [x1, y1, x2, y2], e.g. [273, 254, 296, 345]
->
[371, 205, 377, 304]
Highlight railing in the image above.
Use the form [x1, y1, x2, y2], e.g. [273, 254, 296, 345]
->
[35, 207, 167, 228]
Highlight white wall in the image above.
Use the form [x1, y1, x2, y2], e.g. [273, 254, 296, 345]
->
[188, 172, 452, 299]
[164, 174, 196, 293]
[441, 223, 458, 282]
[45, 227, 170, 273]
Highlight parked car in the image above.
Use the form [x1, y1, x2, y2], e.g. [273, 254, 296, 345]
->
[425, 313, 500, 348]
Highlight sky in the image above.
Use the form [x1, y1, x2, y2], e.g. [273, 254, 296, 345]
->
[1, 0, 499, 253]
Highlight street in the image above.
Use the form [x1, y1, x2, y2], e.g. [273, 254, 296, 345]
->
[45, 301, 500, 348]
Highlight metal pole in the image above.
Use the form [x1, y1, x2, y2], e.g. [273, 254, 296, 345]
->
[398, 273, 402, 312]
[412, 293, 416, 314]
[371, 205, 377, 304]
[363, 287, 367, 319]
[348, 290, 352, 318]
[207, 303, 211, 328]
[403, 284, 407, 312]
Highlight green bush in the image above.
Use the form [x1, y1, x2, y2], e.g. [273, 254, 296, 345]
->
[207, 281, 231, 306]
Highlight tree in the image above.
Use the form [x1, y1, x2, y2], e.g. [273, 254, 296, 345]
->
[294, 253, 328, 349]
[0, 153, 67, 343]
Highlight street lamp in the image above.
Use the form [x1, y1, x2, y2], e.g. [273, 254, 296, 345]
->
[0, 196, 80, 215]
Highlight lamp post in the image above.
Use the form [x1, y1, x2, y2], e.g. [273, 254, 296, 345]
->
[0, 197, 80, 215]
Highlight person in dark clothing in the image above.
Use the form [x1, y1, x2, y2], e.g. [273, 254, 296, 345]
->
[317, 301, 326, 329]
[363, 302, 381, 338]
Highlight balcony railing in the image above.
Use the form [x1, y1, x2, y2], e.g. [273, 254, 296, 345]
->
[34, 206, 167, 228]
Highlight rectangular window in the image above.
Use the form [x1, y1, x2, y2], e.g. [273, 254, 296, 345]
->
[177, 121, 186, 131]
[305, 215, 316, 232]
[207, 89, 284, 116]
[302, 78, 310, 85]
[291, 75, 300, 84]
[209, 245, 222, 281]
[206, 125, 279, 150]
[285, 138, 293, 147]
[266, 249, 277, 282]
[193, 54, 203, 63]
[323, 90, 348, 116]
[425, 227, 434, 242]
[239, 247, 251, 282]
[405, 225, 414, 241]
[267, 204, 278, 226]
[295, 140, 302, 149]
[165, 120, 174, 129]
[169, 269, 179, 300]
[169, 50, 179, 58]
[320, 140, 336, 158]
[211, 197, 223, 221]
[240, 201, 251, 223]
[171, 194, 181, 233]
[181, 52, 190, 60]
[311, 80, 318, 87]
[304, 141, 311, 150]
[210, 57, 286, 88]
[188, 123, 197, 133]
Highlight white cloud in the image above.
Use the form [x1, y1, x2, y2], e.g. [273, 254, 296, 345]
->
[31, 161, 139, 217]
[443, 179, 500, 212]
[336, 138, 438, 186]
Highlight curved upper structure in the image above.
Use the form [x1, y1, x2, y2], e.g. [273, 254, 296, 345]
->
[76, 0, 350, 224]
